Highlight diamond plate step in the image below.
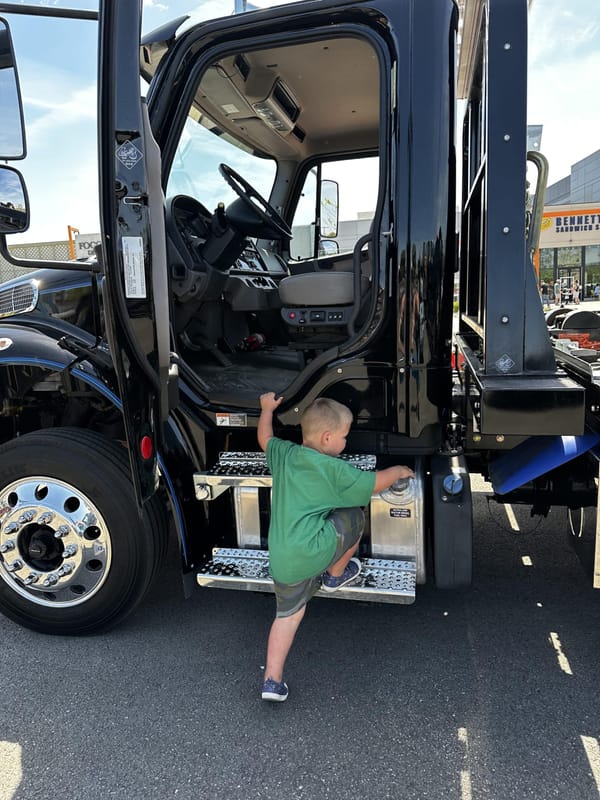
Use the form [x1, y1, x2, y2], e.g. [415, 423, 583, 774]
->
[194, 451, 375, 500]
[197, 548, 416, 604]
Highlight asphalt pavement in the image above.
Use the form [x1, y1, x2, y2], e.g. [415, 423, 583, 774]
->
[1, 482, 599, 800]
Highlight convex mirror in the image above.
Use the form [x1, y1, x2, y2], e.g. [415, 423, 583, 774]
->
[319, 179, 339, 239]
[0, 166, 29, 233]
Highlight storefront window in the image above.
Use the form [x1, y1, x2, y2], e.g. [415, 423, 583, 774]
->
[539, 248, 554, 283]
[585, 245, 600, 267]
[556, 246, 582, 268]
[585, 245, 600, 297]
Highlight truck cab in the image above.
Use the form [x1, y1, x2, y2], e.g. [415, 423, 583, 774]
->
[134, 0, 458, 438]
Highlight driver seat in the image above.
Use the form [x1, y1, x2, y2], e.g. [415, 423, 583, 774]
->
[278, 232, 373, 347]
[278, 271, 371, 346]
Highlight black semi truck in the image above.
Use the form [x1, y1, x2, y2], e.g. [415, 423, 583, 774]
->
[0, 0, 597, 635]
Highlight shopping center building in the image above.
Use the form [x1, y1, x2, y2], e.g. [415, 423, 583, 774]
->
[538, 148, 600, 298]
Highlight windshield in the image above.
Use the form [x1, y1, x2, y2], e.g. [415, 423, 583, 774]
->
[167, 111, 277, 211]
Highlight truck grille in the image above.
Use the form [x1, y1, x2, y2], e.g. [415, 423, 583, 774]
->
[0, 282, 38, 318]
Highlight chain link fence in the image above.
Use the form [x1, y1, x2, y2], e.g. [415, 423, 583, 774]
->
[0, 241, 70, 282]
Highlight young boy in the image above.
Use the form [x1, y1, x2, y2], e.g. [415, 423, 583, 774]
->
[258, 392, 414, 702]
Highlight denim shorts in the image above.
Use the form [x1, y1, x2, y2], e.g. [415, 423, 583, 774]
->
[272, 507, 365, 618]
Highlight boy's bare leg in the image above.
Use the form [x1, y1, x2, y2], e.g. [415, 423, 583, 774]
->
[265, 605, 306, 683]
[326, 540, 360, 578]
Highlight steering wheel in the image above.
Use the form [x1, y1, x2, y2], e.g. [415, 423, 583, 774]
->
[219, 163, 293, 241]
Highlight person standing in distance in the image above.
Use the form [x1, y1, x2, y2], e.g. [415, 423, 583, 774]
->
[554, 278, 561, 307]
[258, 392, 414, 702]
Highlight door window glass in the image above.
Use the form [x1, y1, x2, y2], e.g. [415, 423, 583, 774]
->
[290, 156, 379, 260]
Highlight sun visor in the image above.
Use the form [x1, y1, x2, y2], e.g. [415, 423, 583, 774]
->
[140, 15, 189, 83]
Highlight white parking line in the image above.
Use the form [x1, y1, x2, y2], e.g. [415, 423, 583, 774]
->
[548, 631, 573, 676]
[458, 727, 473, 800]
[504, 503, 520, 531]
[0, 741, 22, 800]
[580, 737, 600, 796]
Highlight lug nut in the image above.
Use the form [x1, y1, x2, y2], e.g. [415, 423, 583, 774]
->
[24, 572, 40, 585]
[4, 522, 19, 534]
[7, 560, 23, 572]
[54, 525, 70, 539]
[17, 510, 35, 525]
[42, 574, 58, 587]
[57, 563, 74, 577]
[37, 512, 54, 525]
[0, 540, 15, 553]
[62, 544, 78, 558]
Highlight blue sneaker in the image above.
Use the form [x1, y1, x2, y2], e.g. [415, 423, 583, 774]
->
[321, 557, 362, 592]
[262, 678, 289, 702]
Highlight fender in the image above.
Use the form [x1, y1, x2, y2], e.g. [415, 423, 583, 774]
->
[0, 323, 110, 376]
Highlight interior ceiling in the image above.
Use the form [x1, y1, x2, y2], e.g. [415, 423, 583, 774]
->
[195, 36, 380, 160]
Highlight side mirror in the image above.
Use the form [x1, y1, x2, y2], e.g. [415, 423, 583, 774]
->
[0, 17, 27, 159]
[318, 238, 339, 257]
[319, 179, 339, 239]
[0, 166, 29, 233]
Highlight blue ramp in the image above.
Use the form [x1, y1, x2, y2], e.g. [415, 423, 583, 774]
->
[489, 431, 600, 495]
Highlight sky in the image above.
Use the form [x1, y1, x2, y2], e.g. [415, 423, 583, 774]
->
[1, 0, 599, 243]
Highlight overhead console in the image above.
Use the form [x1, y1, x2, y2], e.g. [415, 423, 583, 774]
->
[248, 72, 300, 135]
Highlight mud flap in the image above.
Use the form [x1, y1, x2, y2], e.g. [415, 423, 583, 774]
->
[430, 452, 472, 589]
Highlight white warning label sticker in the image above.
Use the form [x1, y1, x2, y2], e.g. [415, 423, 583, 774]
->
[216, 413, 247, 427]
[122, 236, 147, 299]
[116, 141, 143, 170]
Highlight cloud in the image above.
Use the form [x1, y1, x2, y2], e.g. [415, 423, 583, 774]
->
[529, 0, 600, 65]
[142, 0, 231, 31]
[24, 84, 96, 144]
[527, 0, 600, 183]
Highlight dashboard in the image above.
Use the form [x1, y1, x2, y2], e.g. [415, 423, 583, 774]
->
[166, 193, 287, 309]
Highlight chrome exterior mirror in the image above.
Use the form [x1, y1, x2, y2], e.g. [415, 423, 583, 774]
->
[319, 179, 339, 239]
[0, 166, 29, 233]
[0, 18, 26, 159]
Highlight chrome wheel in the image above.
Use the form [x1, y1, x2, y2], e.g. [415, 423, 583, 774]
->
[0, 428, 164, 634]
[0, 476, 112, 607]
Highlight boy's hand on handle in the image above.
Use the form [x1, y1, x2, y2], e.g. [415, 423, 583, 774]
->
[373, 464, 415, 494]
[257, 392, 283, 451]
[260, 392, 284, 413]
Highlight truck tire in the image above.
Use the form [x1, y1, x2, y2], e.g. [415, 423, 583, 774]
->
[0, 428, 163, 635]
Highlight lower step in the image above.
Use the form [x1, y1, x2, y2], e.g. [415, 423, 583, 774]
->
[197, 548, 416, 604]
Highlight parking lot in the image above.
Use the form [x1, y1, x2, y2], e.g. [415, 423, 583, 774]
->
[1, 480, 599, 800]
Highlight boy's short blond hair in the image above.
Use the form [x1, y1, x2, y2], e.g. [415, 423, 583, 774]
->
[300, 397, 353, 439]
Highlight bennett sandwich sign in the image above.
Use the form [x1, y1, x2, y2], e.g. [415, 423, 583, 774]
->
[540, 205, 600, 248]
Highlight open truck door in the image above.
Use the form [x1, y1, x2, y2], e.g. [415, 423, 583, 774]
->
[98, 0, 175, 503]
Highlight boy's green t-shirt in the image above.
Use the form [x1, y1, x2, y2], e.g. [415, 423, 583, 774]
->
[266, 437, 376, 584]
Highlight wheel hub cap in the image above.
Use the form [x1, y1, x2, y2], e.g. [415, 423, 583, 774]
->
[0, 477, 112, 607]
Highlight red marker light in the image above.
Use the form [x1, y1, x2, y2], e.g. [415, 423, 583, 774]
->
[140, 435, 153, 460]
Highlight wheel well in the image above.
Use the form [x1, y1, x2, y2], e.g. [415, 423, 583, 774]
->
[0, 363, 125, 444]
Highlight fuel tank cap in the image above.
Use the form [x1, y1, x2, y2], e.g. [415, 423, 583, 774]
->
[379, 477, 414, 505]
